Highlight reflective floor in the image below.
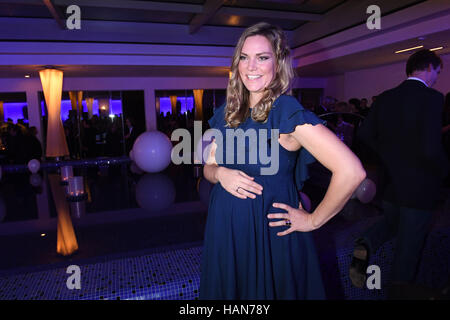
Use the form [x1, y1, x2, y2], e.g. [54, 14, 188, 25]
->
[0, 159, 449, 299]
[0, 160, 209, 272]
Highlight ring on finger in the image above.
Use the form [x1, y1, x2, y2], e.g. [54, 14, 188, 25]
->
[285, 219, 292, 226]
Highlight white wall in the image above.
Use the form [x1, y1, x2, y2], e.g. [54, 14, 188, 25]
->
[324, 75, 345, 101]
[324, 53, 450, 102]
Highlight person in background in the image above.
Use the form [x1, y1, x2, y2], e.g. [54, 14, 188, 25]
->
[81, 119, 97, 158]
[5, 124, 25, 164]
[23, 126, 42, 162]
[334, 101, 350, 113]
[442, 92, 450, 188]
[105, 119, 123, 156]
[360, 98, 369, 117]
[315, 96, 334, 115]
[124, 117, 139, 154]
[442, 92, 450, 149]
[370, 95, 377, 109]
[350, 49, 449, 299]
[334, 114, 355, 147]
[348, 98, 360, 114]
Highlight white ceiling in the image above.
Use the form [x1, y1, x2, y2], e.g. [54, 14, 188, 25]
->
[0, 0, 448, 78]
[297, 28, 450, 77]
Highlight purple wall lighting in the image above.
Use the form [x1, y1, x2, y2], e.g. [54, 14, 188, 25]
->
[159, 97, 194, 116]
[110, 99, 123, 116]
[3, 102, 28, 123]
[41, 99, 123, 120]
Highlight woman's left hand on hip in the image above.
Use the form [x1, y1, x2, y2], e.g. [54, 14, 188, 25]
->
[267, 202, 316, 235]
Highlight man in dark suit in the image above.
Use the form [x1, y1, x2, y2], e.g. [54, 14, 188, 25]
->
[349, 49, 449, 298]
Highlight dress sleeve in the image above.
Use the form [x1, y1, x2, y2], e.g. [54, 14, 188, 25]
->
[208, 103, 226, 129]
[277, 97, 324, 134]
[272, 96, 326, 191]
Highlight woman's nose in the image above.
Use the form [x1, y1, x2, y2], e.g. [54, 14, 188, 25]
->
[248, 58, 257, 71]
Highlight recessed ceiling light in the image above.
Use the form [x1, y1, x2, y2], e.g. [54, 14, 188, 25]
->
[395, 45, 424, 54]
[24, 74, 30, 78]
[430, 46, 443, 51]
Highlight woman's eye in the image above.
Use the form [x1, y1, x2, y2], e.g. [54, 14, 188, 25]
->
[239, 56, 247, 61]
[258, 56, 269, 61]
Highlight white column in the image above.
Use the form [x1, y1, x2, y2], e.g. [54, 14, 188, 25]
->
[36, 177, 51, 221]
[26, 89, 44, 145]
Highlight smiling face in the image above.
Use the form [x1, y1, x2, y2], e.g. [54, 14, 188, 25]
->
[238, 35, 276, 106]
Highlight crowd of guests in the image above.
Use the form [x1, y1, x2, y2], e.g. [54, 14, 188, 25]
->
[312, 96, 376, 117]
[63, 111, 140, 159]
[157, 107, 196, 139]
[304, 96, 376, 148]
[0, 112, 141, 164]
[0, 119, 42, 165]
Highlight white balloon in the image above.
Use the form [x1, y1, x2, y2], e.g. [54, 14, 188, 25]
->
[30, 173, 42, 187]
[133, 131, 172, 173]
[27, 159, 41, 173]
[129, 149, 135, 161]
[356, 178, 377, 204]
[135, 173, 176, 212]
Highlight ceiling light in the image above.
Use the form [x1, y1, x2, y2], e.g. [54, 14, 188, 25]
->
[228, 15, 240, 25]
[395, 45, 423, 54]
[25, 74, 30, 78]
[429, 46, 443, 51]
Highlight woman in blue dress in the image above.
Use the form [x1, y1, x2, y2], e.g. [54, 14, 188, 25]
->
[199, 22, 366, 299]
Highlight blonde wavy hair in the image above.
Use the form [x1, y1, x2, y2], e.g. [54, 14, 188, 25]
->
[225, 22, 294, 128]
